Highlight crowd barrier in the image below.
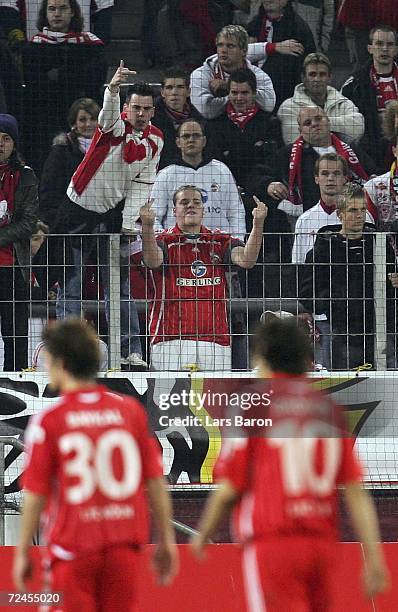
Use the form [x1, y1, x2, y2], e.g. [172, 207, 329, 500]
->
[1, 230, 394, 372]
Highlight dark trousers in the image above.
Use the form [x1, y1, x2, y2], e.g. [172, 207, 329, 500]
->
[0, 266, 28, 371]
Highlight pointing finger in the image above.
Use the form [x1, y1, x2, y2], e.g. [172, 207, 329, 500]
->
[120, 59, 124, 69]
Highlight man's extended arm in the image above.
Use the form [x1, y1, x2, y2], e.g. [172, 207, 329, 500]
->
[344, 483, 390, 598]
[99, 60, 136, 134]
[146, 477, 178, 584]
[231, 196, 267, 269]
[140, 199, 164, 269]
[13, 491, 46, 591]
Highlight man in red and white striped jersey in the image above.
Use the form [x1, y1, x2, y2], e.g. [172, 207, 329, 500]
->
[192, 317, 389, 610]
[140, 185, 267, 371]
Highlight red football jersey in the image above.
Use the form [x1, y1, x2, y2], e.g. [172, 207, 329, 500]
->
[216, 376, 363, 542]
[23, 385, 163, 559]
[149, 225, 243, 346]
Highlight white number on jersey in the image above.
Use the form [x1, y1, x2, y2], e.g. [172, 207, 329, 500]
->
[268, 420, 342, 497]
[59, 429, 142, 504]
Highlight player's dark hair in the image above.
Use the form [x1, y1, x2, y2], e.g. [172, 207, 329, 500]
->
[314, 152, 348, 177]
[42, 320, 100, 379]
[125, 82, 155, 104]
[228, 68, 257, 93]
[254, 319, 311, 375]
[161, 68, 190, 88]
[176, 118, 205, 137]
[37, 0, 84, 32]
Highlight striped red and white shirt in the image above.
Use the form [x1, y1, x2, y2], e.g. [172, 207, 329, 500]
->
[67, 87, 164, 230]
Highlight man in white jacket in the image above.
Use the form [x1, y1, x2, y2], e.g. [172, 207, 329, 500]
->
[190, 24, 276, 120]
[151, 119, 246, 241]
[278, 52, 364, 145]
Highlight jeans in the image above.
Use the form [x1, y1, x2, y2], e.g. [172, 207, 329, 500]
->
[56, 207, 142, 359]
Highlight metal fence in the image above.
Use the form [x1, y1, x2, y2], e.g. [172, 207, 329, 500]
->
[0, 230, 393, 372]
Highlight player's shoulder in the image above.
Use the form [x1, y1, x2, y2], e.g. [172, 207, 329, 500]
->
[149, 124, 164, 141]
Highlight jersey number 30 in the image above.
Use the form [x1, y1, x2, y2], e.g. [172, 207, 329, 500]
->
[59, 430, 142, 504]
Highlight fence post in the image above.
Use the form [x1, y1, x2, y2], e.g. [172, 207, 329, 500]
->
[374, 233, 387, 370]
[108, 234, 121, 369]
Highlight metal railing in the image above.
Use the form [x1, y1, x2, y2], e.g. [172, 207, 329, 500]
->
[0, 229, 391, 372]
[0, 437, 24, 546]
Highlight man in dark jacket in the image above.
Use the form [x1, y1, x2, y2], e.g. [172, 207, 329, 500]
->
[264, 106, 377, 218]
[210, 67, 281, 195]
[300, 183, 396, 370]
[152, 67, 206, 170]
[341, 25, 398, 173]
[248, 0, 316, 109]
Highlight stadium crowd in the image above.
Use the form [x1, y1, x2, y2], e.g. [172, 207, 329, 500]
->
[1, 0, 398, 372]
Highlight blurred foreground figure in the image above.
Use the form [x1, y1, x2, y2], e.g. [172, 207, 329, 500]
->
[192, 317, 389, 611]
[13, 319, 177, 611]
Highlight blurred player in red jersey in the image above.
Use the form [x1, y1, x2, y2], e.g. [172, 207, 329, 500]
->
[13, 319, 178, 611]
[192, 317, 389, 611]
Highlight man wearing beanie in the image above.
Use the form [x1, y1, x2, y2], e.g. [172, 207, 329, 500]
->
[0, 113, 38, 370]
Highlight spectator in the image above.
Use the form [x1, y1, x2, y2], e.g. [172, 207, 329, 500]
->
[300, 183, 395, 370]
[210, 67, 279, 194]
[38, 97, 100, 302]
[293, 152, 349, 369]
[190, 24, 276, 119]
[152, 68, 206, 170]
[292, 0, 335, 53]
[278, 52, 365, 145]
[22, 0, 107, 172]
[364, 132, 398, 243]
[264, 106, 375, 219]
[39, 97, 100, 231]
[338, 0, 398, 71]
[140, 186, 267, 371]
[0, 114, 38, 370]
[292, 153, 349, 264]
[0, 0, 24, 42]
[341, 25, 398, 173]
[247, 0, 316, 109]
[151, 119, 246, 240]
[62, 62, 164, 368]
[381, 98, 398, 168]
[157, 0, 230, 69]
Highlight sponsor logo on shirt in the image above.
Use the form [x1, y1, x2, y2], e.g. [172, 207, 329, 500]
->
[176, 277, 222, 286]
[191, 260, 207, 277]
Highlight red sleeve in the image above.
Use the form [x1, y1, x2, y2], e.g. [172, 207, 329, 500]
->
[337, 437, 363, 485]
[22, 413, 57, 496]
[133, 400, 163, 480]
[215, 437, 251, 493]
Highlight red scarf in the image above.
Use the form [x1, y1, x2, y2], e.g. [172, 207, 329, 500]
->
[0, 163, 20, 225]
[164, 103, 192, 128]
[31, 28, 103, 45]
[259, 14, 282, 42]
[226, 101, 259, 129]
[288, 134, 369, 206]
[319, 198, 336, 215]
[120, 112, 159, 164]
[370, 63, 398, 109]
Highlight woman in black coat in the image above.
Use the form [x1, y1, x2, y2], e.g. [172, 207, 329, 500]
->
[0, 114, 38, 370]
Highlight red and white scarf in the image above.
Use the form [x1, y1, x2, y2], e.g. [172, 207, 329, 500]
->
[259, 14, 282, 42]
[226, 101, 259, 129]
[31, 27, 103, 45]
[370, 63, 398, 110]
[319, 198, 336, 215]
[120, 112, 159, 164]
[288, 134, 369, 206]
[0, 163, 20, 225]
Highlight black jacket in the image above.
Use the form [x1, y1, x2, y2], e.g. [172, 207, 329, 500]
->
[300, 226, 376, 333]
[210, 109, 280, 194]
[2, 164, 39, 282]
[152, 97, 206, 169]
[341, 60, 389, 172]
[248, 2, 316, 110]
[262, 139, 378, 211]
[39, 132, 84, 231]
